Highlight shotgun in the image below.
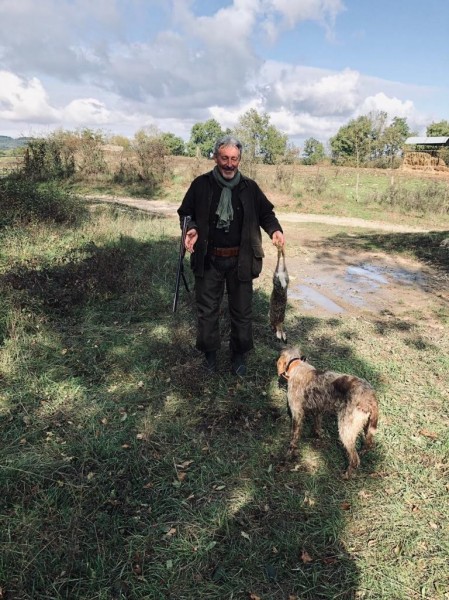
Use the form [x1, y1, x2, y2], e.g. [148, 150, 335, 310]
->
[172, 215, 191, 313]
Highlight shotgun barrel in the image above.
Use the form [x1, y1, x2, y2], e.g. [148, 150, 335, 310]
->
[172, 216, 191, 313]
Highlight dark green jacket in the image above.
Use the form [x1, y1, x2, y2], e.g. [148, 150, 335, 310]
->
[178, 170, 282, 281]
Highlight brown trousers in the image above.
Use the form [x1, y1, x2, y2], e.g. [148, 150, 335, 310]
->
[194, 256, 253, 355]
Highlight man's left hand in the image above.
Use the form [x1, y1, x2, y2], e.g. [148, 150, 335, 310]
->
[272, 230, 285, 247]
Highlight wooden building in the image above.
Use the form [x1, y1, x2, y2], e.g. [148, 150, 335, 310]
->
[403, 136, 449, 170]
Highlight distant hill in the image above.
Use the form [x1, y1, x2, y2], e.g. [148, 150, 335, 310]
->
[0, 136, 33, 150]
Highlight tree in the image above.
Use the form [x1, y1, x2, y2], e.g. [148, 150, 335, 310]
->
[382, 117, 412, 166]
[264, 124, 289, 164]
[186, 119, 224, 157]
[233, 108, 288, 165]
[132, 128, 168, 189]
[426, 120, 449, 164]
[330, 115, 372, 166]
[161, 132, 185, 156]
[330, 115, 373, 201]
[426, 120, 449, 137]
[302, 138, 325, 165]
[331, 112, 414, 169]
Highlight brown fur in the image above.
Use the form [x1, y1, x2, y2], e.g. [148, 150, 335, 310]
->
[277, 347, 379, 478]
[269, 246, 289, 343]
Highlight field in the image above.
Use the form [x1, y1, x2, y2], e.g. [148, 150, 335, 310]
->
[0, 160, 448, 599]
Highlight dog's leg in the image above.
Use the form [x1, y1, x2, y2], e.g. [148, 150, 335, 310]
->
[288, 403, 304, 457]
[311, 412, 323, 438]
[362, 397, 378, 452]
[338, 412, 366, 479]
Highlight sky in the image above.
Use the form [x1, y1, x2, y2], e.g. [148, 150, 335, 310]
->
[1, 0, 448, 147]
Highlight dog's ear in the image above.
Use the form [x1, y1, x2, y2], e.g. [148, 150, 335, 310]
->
[277, 352, 288, 375]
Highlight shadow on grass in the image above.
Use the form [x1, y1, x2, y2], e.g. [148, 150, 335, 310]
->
[330, 229, 449, 273]
[0, 227, 382, 599]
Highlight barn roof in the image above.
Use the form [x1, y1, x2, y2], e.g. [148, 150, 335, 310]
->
[405, 136, 449, 145]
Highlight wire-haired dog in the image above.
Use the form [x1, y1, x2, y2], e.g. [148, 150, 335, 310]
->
[269, 245, 289, 343]
[277, 347, 379, 478]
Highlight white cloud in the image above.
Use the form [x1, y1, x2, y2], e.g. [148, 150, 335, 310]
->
[261, 0, 345, 41]
[259, 63, 360, 116]
[267, 0, 344, 25]
[0, 1, 439, 141]
[0, 70, 59, 122]
[356, 92, 414, 119]
[63, 98, 112, 125]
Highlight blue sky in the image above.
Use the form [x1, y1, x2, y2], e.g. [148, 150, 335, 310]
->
[0, 0, 447, 146]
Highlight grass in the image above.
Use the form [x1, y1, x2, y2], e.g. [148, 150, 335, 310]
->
[0, 167, 449, 599]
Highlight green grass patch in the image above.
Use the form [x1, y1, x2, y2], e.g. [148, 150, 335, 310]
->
[0, 194, 448, 599]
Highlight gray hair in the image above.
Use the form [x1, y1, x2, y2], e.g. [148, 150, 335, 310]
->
[213, 135, 243, 157]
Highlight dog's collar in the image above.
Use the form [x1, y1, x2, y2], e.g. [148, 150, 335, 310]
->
[281, 355, 307, 380]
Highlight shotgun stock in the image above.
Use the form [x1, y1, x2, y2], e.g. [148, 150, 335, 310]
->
[172, 216, 191, 313]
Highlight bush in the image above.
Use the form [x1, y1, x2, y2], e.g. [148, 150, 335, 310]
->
[0, 175, 86, 226]
[23, 136, 76, 181]
[304, 172, 329, 195]
[372, 181, 449, 214]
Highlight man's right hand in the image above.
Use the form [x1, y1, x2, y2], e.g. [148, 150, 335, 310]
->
[185, 228, 198, 253]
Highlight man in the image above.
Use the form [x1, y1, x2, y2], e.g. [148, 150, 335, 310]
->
[177, 135, 285, 376]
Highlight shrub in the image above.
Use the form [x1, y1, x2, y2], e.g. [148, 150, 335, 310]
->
[0, 174, 85, 226]
[304, 171, 329, 195]
[274, 163, 294, 193]
[372, 181, 449, 214]
[23, 136, 76, 181]
[132, 129, 169, 193]
[76, 129, 107, 176]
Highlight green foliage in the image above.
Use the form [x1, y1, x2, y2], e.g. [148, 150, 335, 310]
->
[0, 174, 85, 226]
[426, 120, 449, 137]
[371, 180, 449, 214]
[233, 108, 288, 165]
[302, 138, 326, 165]
[330, 115, 372, 166]
[382, 116, 413, 167]
[186, 119, 224, 157]
[76, 129, 107, 176]
[161, 132, 186, 156]
[130, 129, 169, 191]
[23, 135, 76, 181]
[330, 112, 413, 168]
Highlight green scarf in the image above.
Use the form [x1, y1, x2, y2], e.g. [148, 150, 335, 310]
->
[212, 166, 241, 232]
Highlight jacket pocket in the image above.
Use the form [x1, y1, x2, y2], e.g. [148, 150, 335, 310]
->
[251, 245, 264, 278]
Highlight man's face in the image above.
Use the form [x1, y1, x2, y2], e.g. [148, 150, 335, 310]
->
[214, 145, 241, 179]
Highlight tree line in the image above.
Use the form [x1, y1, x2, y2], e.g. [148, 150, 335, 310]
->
[153, 112, 449, 169]
[7, 112, 449, 172]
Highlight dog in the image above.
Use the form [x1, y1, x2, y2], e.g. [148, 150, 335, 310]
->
[277, 347, 378, 478]
[269, 245, 289, 343]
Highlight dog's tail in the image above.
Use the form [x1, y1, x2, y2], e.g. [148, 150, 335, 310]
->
[364, 392, 378, 447]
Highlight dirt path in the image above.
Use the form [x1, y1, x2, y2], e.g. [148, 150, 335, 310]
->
[88, 195, 429, 233]
[89, 194, 448, 320]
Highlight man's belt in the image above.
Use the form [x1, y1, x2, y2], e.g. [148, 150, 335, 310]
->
[211, 246, 240, 257]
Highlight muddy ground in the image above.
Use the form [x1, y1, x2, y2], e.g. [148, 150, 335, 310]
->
[91, 195, 449, 323]
[263, 223, 448, 324]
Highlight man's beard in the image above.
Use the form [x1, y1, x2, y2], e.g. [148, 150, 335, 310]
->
[221, 167, 237, 177]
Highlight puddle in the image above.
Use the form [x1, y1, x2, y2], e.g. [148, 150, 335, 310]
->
[288, 260, 427, 315]
[388, 268, 425, 285]
[346, 265, 387, 284]
[289, 284, 345, 313]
